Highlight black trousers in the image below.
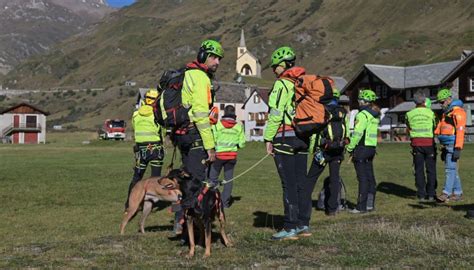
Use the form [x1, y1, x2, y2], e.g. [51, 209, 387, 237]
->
[174, 128, 208, 182]
[173, 128, 209, 224]
[352, 146, 376, 211]
[308, 155, 343, 213]
[125, 142, 164, 208]
[209, 158, 237, 208]
[412, 145, 437, 198]
[273, 135, 310, 230]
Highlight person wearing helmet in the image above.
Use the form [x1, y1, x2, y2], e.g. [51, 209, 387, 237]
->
[264, 46, 312, 240]
[346, 89, 380, 213]
[405, 91, 437, 202]
[172, 39, 224, 235]
[308, 87, 350, 215]
[434, 88, 466, 202]
[124, 88, 164, 209]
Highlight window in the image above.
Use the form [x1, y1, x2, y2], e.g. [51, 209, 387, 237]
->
[430, 88, 437, 98]
[248, 113, 255, 121]
[220, 103, 225, 110]
[470, 78, 474, 92]
[254, 95, 261, 104]
[250, 128, 263, 136]
[240, 48, 245, 54]
[26, 115, 37, 128]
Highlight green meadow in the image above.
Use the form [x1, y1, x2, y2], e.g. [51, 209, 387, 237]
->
[0, 133, 473, 268]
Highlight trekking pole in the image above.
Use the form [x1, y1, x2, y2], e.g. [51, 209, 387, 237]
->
[221, 153, 270, 185]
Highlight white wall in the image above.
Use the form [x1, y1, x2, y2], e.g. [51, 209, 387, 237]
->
[0, 113, 46, 143]
[244, 92, 268, 141]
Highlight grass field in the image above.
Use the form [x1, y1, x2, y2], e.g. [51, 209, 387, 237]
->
[0, 133, 473, 268]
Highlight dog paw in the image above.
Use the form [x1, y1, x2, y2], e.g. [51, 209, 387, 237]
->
[203, 253, 210, 259]
[186, 252, 194, 259]
[225, 241, 233, 247]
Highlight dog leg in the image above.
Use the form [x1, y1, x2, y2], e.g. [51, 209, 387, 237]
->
[120, 182, 146, 235]
[203, 221, 212, 258]
[139, 200, 153, 234]
[186, 218, 195, 259]
[219, 211, 232, 247]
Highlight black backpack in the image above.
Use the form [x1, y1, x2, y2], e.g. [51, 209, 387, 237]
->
[319, 105, 347, 150]
[316, 176, 347, 211]
[154, 68, 190, 128]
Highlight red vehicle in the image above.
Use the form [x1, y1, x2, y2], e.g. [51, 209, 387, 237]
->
[98, 119, 126, 140]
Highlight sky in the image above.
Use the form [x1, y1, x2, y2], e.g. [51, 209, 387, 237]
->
[106, 0, 136, 8]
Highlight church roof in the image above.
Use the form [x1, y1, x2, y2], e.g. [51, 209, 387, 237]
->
[240, 29, 246, 48]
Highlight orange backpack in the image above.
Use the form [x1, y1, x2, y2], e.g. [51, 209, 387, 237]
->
[287, 75, 335, 138]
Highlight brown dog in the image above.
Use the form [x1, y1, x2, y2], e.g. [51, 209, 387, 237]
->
[179, 178, 232, 258]
[120, 173, 182, 235]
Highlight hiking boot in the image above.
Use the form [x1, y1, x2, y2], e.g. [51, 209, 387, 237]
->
[271, 229, 299, 241]
[325, 211, 337, 217]
[426, 196, 436, 202]
[450, 194, 463, 202]
[295, 226, 312, 237]
[437, 193, 450, 203]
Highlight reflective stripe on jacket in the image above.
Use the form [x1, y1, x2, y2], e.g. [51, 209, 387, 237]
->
[263, 78, 295, 142]
[132, 105, 161, 143]
[182, 68, 215, 150]
[347, 110, 379, 151]
[212, 120, 246, 156]
[406, 107, 436, 139]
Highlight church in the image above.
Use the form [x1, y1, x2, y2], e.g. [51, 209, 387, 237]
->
[235, 29, 261, 78]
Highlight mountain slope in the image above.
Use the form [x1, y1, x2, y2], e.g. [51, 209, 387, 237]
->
[1, 0, 473, 130]
[0, 0, 112, 74]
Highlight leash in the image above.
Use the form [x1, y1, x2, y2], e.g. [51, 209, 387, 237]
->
[220, 153, 270, 185]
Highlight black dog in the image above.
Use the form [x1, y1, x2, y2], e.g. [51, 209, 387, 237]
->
[177, 175, 232, 258]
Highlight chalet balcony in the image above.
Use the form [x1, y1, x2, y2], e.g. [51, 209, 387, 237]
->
[2, 123, 42, 136]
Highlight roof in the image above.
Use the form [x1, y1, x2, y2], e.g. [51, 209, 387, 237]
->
[332, 76, 348, 91]
[405, 61, 461, 88]
[239, 29, 246, 48]
[343, 60, 461, 92]
[441, 52, 474, 83]
[214, 82, 253, 103]
[365, 64, 406, 89]
[242, 88, 270, 109]
[388, 101, 442, 113]
[237, 49, 260, 63]
[0, 103, 49, 115]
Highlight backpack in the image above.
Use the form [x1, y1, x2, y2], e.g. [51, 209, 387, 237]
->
[154, 68, 190, 128]
[319, 105, 348, 150]
[290, 75, 335, 138]
[316, 176, 347, 211]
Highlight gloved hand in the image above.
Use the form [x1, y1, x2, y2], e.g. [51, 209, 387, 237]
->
[452, 148, 461, 161]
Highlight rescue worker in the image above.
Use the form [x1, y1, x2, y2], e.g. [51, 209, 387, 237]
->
[405, 91, 437, 201]
[125, 88, 164, 209]
[308, 88, 349, 216]
[264, 46, 311, 240]
[346, 89, 380, 214]
[208, 105, 246, 208]
[172, 39, 223, 234]
[435, 88, 466, 202]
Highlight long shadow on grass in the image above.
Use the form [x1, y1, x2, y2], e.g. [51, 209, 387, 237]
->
[377, 181, 417, 198]
[408, 202, 474, 213]
[253, 211, 284, 229]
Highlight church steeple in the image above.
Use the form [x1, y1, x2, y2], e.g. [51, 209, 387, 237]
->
[239, 29, 246, 48]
